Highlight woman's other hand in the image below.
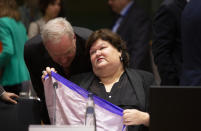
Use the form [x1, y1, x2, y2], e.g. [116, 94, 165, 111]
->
[123, 109, 150, 127]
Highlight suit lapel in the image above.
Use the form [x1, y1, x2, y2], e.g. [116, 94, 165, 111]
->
[117, 3, 135, 34]
[126, 68, 145, 110]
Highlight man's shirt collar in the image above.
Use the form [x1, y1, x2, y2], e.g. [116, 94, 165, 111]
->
[120, 1, 134, 16]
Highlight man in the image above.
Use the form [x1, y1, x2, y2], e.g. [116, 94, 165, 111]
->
[108, 0, 152, 72]
[24, 17, 92, 123]
[152, 0, 187, 85]
[180, 0, 201, 85]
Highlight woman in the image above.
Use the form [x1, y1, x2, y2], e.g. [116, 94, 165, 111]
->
[0, 0, 30, 104]
[43, 29, 155, 131]
[28, 0, 63, 39]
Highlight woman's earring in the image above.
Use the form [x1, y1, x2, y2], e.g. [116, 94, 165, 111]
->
[119, 56, 123, 61]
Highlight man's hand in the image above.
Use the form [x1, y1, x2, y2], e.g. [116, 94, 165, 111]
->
[41, 67, 56, 82]
[1, 92, 19, 104]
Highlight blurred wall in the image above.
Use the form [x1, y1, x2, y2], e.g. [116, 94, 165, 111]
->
[62, 0, 164, 30]
[63, 0, 113, 30]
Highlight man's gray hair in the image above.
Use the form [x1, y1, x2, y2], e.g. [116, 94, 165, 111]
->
[41, 17, 74, 44]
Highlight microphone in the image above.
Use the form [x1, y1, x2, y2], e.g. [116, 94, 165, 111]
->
[53, 82, 58, 125]
[53, 82, 58, 89]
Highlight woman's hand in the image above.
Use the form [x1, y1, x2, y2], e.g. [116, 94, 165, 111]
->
[0, 92, 19, 104]
[123, 109, 150, 127]
[41, 67, 56, 82]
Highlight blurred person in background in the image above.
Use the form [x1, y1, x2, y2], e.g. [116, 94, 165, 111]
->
[180, 0, 201, 85]
[152, 0, 187, 85]
[0, 0, 30, 104]
[28, 0, 63, 39]
[0, 41, 2, 52]
[19, 0, 42, 31]
[108, 0, 152, 73]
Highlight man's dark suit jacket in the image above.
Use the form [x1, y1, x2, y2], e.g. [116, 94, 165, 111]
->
[115, 3, 152, 72]
[180, 0, 201, 85]
[70, 68, 155, 131]
[152, 0, 187, 85]
[24, 27, 92, 123]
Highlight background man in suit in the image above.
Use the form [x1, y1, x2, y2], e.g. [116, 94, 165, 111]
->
[24, 17, 92, 123]
[180, 0, 201, 85]
[152, 0, 187, 85]
[108, 0, 152, 72]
